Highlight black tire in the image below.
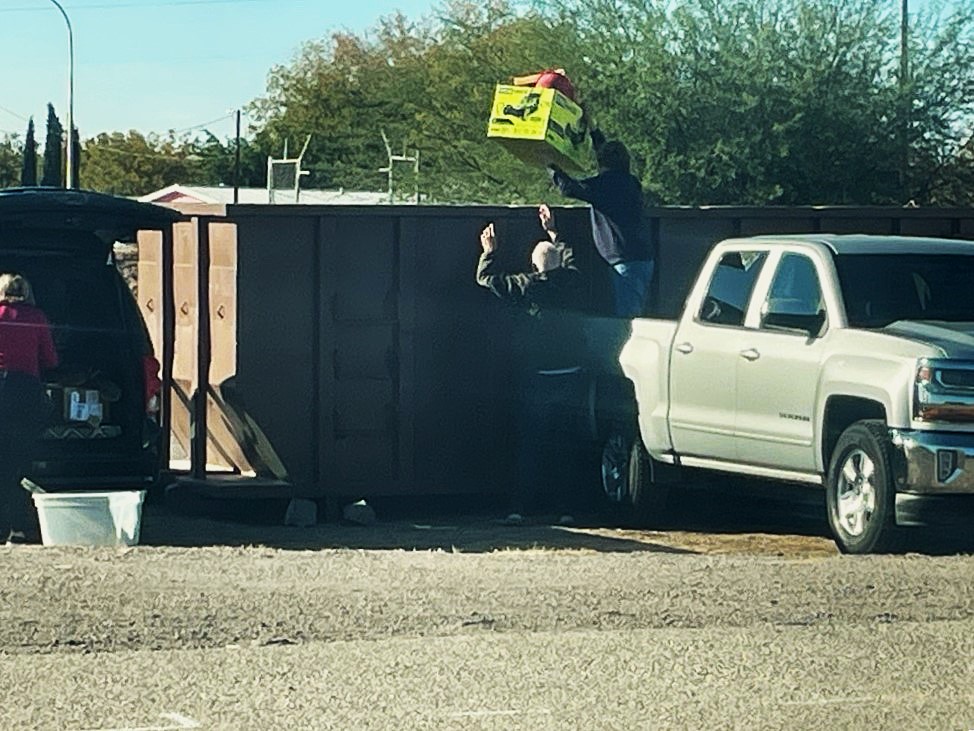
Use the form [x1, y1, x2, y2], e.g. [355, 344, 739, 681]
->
[627, 439, 670, 526]
[826, 419, 899, 554]
[600, 430, 632, 507]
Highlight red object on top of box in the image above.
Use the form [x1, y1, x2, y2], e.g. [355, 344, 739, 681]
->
[511, 68, 577, 101]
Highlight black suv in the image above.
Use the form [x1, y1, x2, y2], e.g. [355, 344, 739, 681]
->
[0, 188, 179, 490]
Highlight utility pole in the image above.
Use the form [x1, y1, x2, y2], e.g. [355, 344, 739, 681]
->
[233, 109, 241, 204]
[47, 0, 75, 189]
[379, 129, 420, 204]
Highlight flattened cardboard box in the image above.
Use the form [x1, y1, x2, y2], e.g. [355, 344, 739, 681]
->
[486, 84, 593, 173]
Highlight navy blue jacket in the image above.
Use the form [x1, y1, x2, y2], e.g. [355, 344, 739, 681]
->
[550, 167, 653, 266]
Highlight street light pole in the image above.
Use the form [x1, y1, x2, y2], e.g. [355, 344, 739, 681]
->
[47, 0, 75, 189]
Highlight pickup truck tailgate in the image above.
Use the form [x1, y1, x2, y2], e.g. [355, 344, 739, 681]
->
[619, 318, 678, 458]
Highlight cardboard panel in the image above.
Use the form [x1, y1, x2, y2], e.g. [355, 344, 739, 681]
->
[136, 230, 162, 356]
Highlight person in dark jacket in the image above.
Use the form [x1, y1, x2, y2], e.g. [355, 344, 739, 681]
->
[548, 134, 655, 317]
[476, 206, 587, 525]
[0, 273, 58, 544]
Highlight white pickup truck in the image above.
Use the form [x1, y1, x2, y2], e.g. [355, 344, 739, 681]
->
[616, 233, 974, 553]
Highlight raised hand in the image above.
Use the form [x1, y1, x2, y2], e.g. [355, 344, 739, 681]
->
[480, 223, 497, 253]
[538, 204, 557, 241]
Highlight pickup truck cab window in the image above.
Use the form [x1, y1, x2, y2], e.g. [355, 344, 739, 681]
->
[760, 252, 826, 336]
[837, 254, 974, 328]
[698, 251, 768, 327]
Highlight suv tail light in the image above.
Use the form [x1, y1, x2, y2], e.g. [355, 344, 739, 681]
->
[143, 355, 162, 416]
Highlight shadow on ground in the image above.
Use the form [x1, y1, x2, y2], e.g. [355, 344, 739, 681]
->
[136, 480, 851, 555]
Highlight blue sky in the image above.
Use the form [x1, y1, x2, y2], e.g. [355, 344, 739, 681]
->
[0, 0, 958, 141]
[0, 0, 439, 139]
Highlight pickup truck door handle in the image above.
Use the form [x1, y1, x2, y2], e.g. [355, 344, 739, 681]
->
[675, 342, 694, 355]
[740, 348, 760, 361]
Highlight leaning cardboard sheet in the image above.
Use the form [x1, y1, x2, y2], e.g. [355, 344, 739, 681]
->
[486, 69, 593, 173]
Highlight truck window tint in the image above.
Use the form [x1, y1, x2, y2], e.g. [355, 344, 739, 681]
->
[765, 253, 823, 317]
[699, 251, 767, 326]
[837, 254, 974, 327]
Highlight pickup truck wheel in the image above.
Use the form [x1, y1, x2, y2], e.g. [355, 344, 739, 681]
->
[600, 432, 632, 505]
[826, 420, 899, 554]
[628, 439, 669, 525]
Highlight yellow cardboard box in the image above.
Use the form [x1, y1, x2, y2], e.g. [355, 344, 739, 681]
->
[486, 84, 593, 173]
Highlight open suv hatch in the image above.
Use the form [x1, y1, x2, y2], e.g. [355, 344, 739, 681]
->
[0, 188, 179, 490]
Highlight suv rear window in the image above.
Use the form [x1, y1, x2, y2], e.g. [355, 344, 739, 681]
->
[0, 255, 124, 333]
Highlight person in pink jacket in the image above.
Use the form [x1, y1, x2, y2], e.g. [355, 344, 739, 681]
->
[0, 273, 58, 544]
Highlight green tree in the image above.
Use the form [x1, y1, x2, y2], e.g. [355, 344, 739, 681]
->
[75, 129, 265, 197]
[411, 3, 585, 202]
[21, 118, 37, 186]
[0, 133, 22, 189]
[250, 0, 974, 205]
[901, 2, 974, 205]
[80, 131, 191, 197]
[538, 0, 974, 205]
[183, 131, 265, 189]
[249, 3, 574, 203]
[41, 103, 63, 187]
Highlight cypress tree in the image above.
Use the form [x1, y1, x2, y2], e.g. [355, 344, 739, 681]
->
[21, 117, 37, 186]
[41, 103, 63, 187]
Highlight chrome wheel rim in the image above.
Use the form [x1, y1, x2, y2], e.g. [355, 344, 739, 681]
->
[836, 448, 877, 537]
[601, 434, 630, 503]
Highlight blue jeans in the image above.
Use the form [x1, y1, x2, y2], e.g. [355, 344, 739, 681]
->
[611, 260, 655, 317]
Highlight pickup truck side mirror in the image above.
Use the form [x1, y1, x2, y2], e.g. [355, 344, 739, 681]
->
[761, 309, 826, 338]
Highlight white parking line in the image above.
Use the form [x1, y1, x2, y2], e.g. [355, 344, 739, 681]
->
[448, 709, 551, 718]
[77, 711, 201, 731]
[780, 696, 878, 707]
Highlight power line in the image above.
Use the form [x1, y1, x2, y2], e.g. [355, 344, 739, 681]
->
[0, 0, 294, 12]
[171, 112, 236, 135]
[84, 147, 189, 161]
[0, 105, 29, 123]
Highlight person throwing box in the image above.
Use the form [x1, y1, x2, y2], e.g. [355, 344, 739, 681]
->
[548, 134, 655, 317]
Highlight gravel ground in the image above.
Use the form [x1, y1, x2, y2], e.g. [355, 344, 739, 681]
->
[2, 493, 974, 730]
[0, 493, 970, 658]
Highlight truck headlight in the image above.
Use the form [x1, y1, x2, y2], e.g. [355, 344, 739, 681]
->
[914, 359, 974, 422]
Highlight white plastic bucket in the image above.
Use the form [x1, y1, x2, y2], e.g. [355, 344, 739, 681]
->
[31, 491, 146, 547]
